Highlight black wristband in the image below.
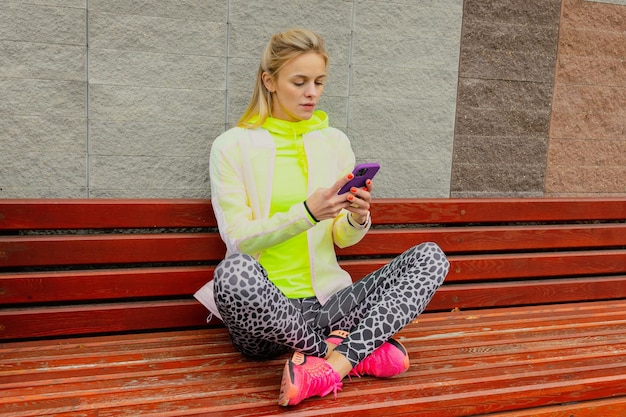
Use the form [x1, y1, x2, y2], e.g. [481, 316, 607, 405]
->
[303, 201, 319, 223]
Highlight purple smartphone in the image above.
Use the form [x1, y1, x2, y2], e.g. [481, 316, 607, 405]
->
[338, 162, 380, 194]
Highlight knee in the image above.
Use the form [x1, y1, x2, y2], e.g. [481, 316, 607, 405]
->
[214, 253, 264, 289]
[415, 242, 450, 284]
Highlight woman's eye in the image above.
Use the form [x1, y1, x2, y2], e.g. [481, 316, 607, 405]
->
[293, 82, 304, 87]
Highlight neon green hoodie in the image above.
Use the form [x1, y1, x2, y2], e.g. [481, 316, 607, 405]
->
[209, 110, 370, 303]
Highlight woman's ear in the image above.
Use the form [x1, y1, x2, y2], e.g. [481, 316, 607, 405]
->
[262, 72, 275, 93]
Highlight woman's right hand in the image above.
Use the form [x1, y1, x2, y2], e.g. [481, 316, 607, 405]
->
[304, 173, 355, 221]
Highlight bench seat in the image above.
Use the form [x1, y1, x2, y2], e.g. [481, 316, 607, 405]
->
[2, 198, 626, 416]
[2, 300, 626, 416]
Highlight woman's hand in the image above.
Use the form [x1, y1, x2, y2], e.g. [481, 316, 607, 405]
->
[343, 179, 372, 225]
[305, 173, 373, 223]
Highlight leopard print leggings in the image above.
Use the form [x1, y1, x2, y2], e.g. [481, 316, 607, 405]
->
[212, 242, 449, 366]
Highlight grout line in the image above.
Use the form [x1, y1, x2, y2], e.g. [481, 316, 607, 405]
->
[85, 1, 90, 198]
[224, 0, 231, 132]
[346, 0, 356, 134]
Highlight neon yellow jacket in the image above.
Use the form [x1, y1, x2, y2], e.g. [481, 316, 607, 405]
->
[209, 111, 370, 305]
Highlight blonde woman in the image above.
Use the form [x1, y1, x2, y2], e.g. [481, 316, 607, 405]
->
[195, 28, 449, 406]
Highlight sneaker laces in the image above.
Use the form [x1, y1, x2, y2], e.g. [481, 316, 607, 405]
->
[295, 353, 342, 398]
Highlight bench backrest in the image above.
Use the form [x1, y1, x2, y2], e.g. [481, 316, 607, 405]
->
[2, 198, 626, 341]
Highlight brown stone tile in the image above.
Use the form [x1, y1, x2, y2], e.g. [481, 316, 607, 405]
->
[456, 106, 551, 137]
[462, 19, 559, 55]
[457, 79, 553, 111]
[451, 163, 546, 193]
[545, 165, 626, 193]
[460, 49, 557, 82]
[552, 84, 626, 114]
[558, 27, 626, 59]
[561, 0, 626, 33]
[549, 110, 626, 140]
[547, 138, 626, 166]
[545, 191, 626, 197]
[451, 190, 546, 198]
[555, 55, 626, 87]
[454, 135, 548, 165]
[464, 0, 561, 26]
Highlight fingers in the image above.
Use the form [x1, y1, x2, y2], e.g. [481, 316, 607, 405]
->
[307, 187, 351, 222]
[347, 179, 373, 203]
[308, 175, 374, 223]
[345, 179, 372, 214]
[332, 172, 355, 196]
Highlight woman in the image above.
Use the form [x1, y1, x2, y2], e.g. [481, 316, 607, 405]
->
[195, 28, 449, 407]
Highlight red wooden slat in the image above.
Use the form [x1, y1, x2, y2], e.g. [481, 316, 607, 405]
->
[3, 197, 626, 230]
[3, 276, 626, 340]
[0, 199, 216, 230]
[0, 233, 226, 267]
[338, 223, 626, 256]
[0, 300, 207, 340]
[3, 224, 624, 270]
[342, 250, 626, 282]
[0, 267, 215, 304]
[482, 397, 626, 417]
[369, 198, 626, 224]
[448, 250, 626, 281]
[428, 276, 626, 310]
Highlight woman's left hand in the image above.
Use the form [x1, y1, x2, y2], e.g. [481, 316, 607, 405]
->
[345, 179, 373, 224]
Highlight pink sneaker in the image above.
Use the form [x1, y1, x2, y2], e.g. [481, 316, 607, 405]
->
[327, 330, 410, 378]
[278, 352, 343, 406]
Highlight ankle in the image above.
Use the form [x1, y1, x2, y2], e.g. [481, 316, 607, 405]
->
[326, 350, 353, 379]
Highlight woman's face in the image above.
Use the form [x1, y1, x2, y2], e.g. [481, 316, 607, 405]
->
[263, 52, 327, 122]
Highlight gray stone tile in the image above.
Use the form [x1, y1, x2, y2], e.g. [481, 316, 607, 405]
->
[0, 3, 86, 45]
[368, 158, 452, 198]
[89, 155, 209, 191]
[11, 1, 85, 8]
[88, 0, 225, 21]
[89, 49, 224, 89]
[89, 120, 217, 157]
[229, 0, 352, 33]
[349, 97, 457, 139]
[0, 78, 86, 117]
[0, 41, 86, 81]
[0, 114, 86, 154]
[228, 24, 351, 66]
[88, 12, 226, 55]
[89, 85, 224, 124]
[351, 66, 458, 102]
[90, 188, 209, 199]
[0, 150, 86, 188]
[354, 0, 463, 39]
[352, 31, 460, 70]
[0, 186, 87, 198]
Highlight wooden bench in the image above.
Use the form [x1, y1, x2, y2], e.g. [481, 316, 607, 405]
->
[2, 198, 626, 416]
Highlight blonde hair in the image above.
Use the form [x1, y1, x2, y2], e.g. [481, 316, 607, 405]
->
[237, 28, 329, 128]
